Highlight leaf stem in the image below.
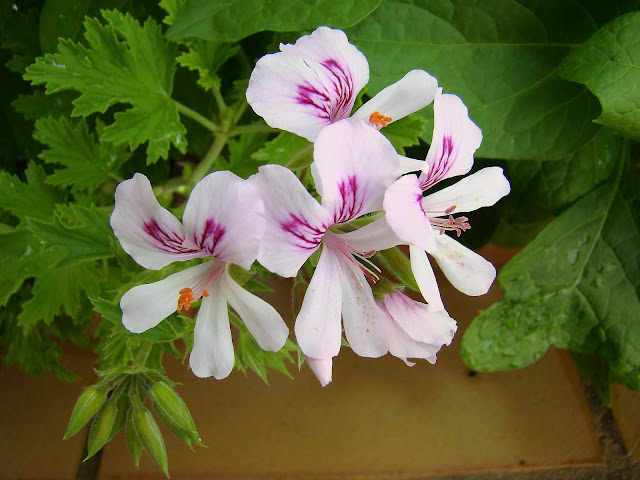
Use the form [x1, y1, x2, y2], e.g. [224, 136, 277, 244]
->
[228, 124, 276, 136]
[175, 101, 219, 133]
[189, 133, 229, 187]
[134, 340, 154, 367]
[212, 87, 227, 115]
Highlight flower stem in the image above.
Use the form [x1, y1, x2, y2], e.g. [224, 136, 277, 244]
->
[189, 133, 229, 187]
[228, 124, 276, 136]
[134, 340, 154, 367]
[175, 101, 219, 133]
[212, 87, 227, 115]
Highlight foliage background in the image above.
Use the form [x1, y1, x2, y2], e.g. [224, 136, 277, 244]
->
[0, 0, 638, 472]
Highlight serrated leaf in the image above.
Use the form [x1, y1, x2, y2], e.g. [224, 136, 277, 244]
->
[347, 0, 636, 160]
[166, 0, 384, 42]
[0, 163, 64, 223]
[559, 11, 640, 141]
[24, 10, 186, 163]
[461, 148, 640, 395]
[177, 40, 239, 91]
[26, 204, 115, 267]
[381, 114, 427, 155]
[251, 131, 312, 170]
[34, 116, 129, 192]
[12, 90, 76, 120]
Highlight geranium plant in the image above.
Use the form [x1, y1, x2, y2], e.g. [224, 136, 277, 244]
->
[1, 0, 638, 475]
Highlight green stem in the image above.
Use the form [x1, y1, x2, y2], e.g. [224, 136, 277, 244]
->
[228, 124, 276, 136]
[212, 87, 227, 115]
[134, 340, 154, 367]
[189, 133, 229, 187]
[175, 101, 219, 132]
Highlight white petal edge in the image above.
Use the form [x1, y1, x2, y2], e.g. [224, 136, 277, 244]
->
[409, 245, 445, 311]
[422, 167, 511, 215]
[189, 285, 235, 379]
[111, 173, 205, 270]
[338, 217, 401, 253]
[295, 246, 343, 359]
[221, 270, 288, 352]
[384, 174, 436, 251]
[353, 70, 438, 126]
[121, 261, 213, 334]
[431, 233, 496, 296]
[306, 356, 333, 387]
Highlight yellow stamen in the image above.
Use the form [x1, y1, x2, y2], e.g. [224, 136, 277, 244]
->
[369, 111, 393, 129]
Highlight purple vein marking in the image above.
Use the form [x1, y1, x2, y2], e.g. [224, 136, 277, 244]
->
[296, 58, 355, 123]
[194, 218, 226, 256]
[143, 217, 200, 254]
[281, 213, 327, 251]
[421, 135, 454, 190]
[333, 175, 365, 224]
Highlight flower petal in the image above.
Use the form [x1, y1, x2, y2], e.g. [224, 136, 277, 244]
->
[419, 91, 483, 190]
[340, 261, 389, 358]
[121, 262, 213, 334]
[384, 174, 436, 251]
[312, 118, 399, 224]
[252, 165, 331, 277]
[383, 291, 456, 346]
[409, 245, 444, 311]
[111, 173, 205, 270]
[295, 247, 343, 360]
[398, 155, 429, 175]
[353, 70, 438, 127]
[306, 356, 333, 387]
[221, 270, 288, 352]
[338, 217, 401, 252]
[182, 171, 264, 271]
[246, 26, 369, 141]
[431, 233, 496, 296]
[189, 286, 235, 379]
[422, 167, 511, 216]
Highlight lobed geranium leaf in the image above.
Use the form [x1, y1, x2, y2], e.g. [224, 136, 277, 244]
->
[251, 131, 312, 170]
[177, 41, 239, 92]
[461, 146, 640, 397]
[165, 0, 384, 42]
[347, 0, 637, 160]
[12, 90, 76, 120]
[24, 10, 186, 164]
[381, 113, 427, 155]
[34, 116, 129, 192]
[559, 11, 640, 141]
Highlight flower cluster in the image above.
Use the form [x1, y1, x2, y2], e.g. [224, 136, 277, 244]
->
[111, 27, 510, 386]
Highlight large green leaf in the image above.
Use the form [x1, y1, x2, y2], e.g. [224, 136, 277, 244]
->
[165, 0, 384, 42]
[347, 0, 636, 160]
[559, 11, 640, 141]
[24, 10, 186, 163]
[461, 146, 640, 395]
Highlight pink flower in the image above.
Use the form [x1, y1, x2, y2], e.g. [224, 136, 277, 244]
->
[110, 172, 288, 380]
[384, 89, 511, 302]
[246, 26, 438, 142]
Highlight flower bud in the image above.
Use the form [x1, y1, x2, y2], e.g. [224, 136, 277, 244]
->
[125, 407, 143, 469]
[133, 399, 169, 476]
[150, 381, 202, 448]
[107, 392, 128, 442]
[64, 384, 109, 439]
[85, 400, 117, 460]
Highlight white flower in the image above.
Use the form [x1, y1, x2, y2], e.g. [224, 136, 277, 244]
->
[384, 89, 511, 301]
[246, 26, 438, 142]
[110, 172, 288, 380]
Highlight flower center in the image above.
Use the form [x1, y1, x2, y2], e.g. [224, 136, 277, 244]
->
[368, 111, 392, 130]
[176, 261, 225, 312]
[323, 231, 380, 283]
[429, 215, 471, 237]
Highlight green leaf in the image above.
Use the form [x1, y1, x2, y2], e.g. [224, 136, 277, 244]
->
[251, 131, 312, 170]
[18, 262, 102, 326]
[166, 0, 384, 42]
[461, 147, 640, 393]
[381, 113, 427, 155]
[373, 247, 419, 293]
[347, 0, 636, 160]
[0, 163, 64, 223]
[177, 40, 239, 92]
[492, 127, 623, 247]
[34, 116, 129, 192]
[559, 11, 640, 141]
[24, 10, 186, 163]
[26, 204, 115, 267]
[12, 90, 76, 120]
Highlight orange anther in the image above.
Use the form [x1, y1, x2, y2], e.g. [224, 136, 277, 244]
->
[179, 287, 192, 294]
[202, 289, 210, 297]
[177, 287, 195, 312]
[369, 111, 392, 129]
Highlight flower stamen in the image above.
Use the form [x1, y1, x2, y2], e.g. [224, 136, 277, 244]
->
[177, 287, 195, 311]
[369, 111, 392, 130]
[430, 215, 471, 237]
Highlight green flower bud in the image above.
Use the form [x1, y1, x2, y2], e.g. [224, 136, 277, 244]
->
[133, 399, 169, 477]
[107, 392, 128, 442]
[150, 381, 203, 448]
[125, 407, 143, 469]
[64, 384, 109, 439]
[85, 401, 117, 460]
